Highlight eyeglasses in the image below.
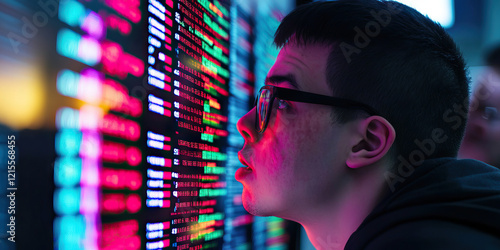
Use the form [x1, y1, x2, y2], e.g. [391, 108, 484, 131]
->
[254, 85, 380, 133]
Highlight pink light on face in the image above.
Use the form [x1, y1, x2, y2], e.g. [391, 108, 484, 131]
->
[82, 11, 105, 39]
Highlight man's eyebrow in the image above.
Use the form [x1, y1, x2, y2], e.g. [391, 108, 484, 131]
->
[265, 74, 301, 90]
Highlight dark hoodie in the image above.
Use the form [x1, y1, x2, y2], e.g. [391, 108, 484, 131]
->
[345, 158, 500, 250]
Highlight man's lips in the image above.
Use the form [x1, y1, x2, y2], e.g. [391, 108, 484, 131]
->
[236, 151, 253, 181]
[238, 152, 253, 170]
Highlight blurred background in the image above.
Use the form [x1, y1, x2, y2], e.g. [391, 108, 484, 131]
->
[0, 0, 498, 249]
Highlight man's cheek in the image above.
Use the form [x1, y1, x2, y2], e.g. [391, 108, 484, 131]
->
[294, 112, 325, 138]
[264, 148, 286, 176]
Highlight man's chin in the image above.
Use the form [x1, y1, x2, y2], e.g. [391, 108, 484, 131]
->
[242, 192, 284, 219]
[241, 189, 268, 216]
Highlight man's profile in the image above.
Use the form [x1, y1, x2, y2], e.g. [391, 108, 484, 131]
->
[235, 1, 500, 249]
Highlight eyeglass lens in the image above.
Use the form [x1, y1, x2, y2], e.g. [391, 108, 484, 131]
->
[257, 88, 271, 132]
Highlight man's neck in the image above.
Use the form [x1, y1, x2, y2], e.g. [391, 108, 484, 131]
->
[302, 166, 388, 250]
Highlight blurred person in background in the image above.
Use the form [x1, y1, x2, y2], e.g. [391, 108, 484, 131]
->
[459, 46, 500, 167]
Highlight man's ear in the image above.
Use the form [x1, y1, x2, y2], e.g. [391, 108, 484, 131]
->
[346, 116, 396, 169]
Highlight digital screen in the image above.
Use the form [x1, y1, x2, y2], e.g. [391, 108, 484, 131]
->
[0, 0, 297, 249]
[54, 0, 146, 249]
[143, 0, 230, 249]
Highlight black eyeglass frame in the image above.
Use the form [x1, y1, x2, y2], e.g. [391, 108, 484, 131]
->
[254, 85, 380, 133]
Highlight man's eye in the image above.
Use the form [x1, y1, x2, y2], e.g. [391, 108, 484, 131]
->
[483, 107, 499, 120]
[277, 99, 289, 110]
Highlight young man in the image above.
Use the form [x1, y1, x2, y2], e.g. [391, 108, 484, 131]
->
[236, 1, 500, 249]
[459, 46, 500, 168]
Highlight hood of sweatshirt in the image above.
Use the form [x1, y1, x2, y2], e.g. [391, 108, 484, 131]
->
[345, 157, 500, 249]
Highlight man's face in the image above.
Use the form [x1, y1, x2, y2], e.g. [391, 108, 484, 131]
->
[235, 43, 354, 220]
[459, 68, 500, 167]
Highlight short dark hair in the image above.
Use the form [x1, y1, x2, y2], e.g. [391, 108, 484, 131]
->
[274, 0, 469, 164]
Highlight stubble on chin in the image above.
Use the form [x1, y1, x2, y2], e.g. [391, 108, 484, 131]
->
[242, 188, 261, 216]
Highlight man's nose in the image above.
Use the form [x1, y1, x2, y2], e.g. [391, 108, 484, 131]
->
[237, 107, 258, 144]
